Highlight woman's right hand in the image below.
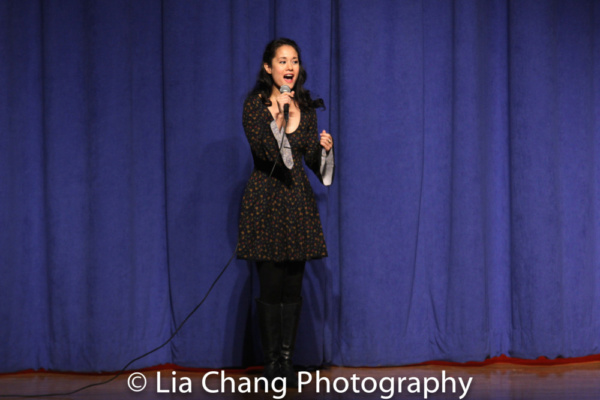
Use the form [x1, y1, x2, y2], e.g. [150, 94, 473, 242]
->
[275, 90, 295, 117]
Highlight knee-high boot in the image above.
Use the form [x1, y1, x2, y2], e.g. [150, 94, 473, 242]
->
[279, 299, 302, 388]
[256, 299, 281, 386]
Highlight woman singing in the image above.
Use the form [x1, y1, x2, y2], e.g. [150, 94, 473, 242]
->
[237, 38, 335, 388]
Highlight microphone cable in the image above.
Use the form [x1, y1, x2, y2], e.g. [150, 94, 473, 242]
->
[0, 106, 291, 399]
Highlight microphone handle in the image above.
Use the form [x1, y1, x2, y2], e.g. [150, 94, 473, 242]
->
[284, 104, 289, 121]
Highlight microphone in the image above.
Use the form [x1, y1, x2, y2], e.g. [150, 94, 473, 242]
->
[280, 85, 291, 121]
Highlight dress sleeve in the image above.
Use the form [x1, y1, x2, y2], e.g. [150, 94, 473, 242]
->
[243, 95, 293, 168]
[304, 109, 335, 186]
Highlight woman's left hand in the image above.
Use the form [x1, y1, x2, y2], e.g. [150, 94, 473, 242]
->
[320, 130, 334, 152]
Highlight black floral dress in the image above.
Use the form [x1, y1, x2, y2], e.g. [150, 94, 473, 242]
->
[237, 95, 332, 262]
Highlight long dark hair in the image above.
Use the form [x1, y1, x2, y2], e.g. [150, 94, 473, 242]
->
[250, 38, 325, 111]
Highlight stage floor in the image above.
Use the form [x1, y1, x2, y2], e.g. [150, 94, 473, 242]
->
[1, 362, 599, 399]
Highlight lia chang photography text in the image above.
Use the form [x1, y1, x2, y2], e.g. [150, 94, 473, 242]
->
[127, 370, 474, 399]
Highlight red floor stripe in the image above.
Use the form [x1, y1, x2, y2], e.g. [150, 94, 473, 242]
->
[3, 354, 600, 376]
[418, 353, 600, 367]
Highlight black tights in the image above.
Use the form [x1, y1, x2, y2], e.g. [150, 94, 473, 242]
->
[257, 261, 305, 304]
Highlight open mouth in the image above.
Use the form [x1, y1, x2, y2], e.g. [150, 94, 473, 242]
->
[284, 74, 294, 83]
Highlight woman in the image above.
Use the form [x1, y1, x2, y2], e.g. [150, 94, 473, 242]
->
[237, 38, 334, 388]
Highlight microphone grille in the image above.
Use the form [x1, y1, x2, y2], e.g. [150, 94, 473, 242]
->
[280, 85, 291, 94]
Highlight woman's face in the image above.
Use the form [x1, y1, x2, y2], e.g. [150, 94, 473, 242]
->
[264, 45, 299, 90]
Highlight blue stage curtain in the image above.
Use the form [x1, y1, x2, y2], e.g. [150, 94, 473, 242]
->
[1, 0, 599, 372]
